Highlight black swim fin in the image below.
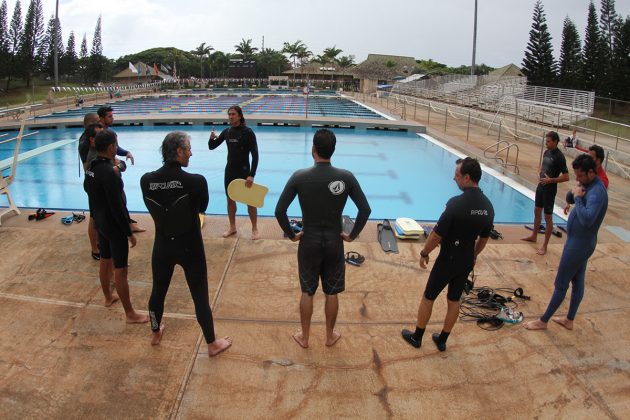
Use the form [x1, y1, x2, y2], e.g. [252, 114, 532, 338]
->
[378, 219, 399, 253]
[342, 214, 355, 235]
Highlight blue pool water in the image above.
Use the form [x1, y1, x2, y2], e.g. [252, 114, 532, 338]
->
[1, 126, 559, 223]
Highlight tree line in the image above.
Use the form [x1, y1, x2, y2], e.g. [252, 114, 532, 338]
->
[522, 0, 630, 100]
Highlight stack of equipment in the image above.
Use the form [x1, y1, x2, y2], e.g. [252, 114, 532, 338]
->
[393, 217, 422, 240]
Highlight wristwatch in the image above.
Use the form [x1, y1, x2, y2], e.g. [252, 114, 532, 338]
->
[420, 250, 429, 258]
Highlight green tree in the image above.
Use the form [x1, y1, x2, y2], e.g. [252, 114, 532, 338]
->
[191, 42, 213, 78]
[558, 16, 582, 89]
[0, 0, 9, 81]
[38, 14, 63, 79]
[598, 0, 618, 96]
[255, 48, 289, 78]
[582, 1, 602, 92]
[295, 46, 311, 81]
[521, 0, 557, 86]
[234, 38, 257, 60]
[611, 17, 630, 100]
[62, 31, 77, 78]
[323, 45, 342, 64]
[208, 50, 230, 78]
[78, 33, 88, 83]
[5, 0, 22, 90]
[19, 0, 44, 87]
[88, 15, 106, 81]
[282, 40, 306, 81]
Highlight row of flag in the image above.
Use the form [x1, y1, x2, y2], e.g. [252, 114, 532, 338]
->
[128, 62, 177, 78]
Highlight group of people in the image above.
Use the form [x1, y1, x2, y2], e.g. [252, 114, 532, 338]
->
[79, 105, 610, 356]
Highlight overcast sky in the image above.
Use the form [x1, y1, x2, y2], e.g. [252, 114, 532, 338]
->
[5, 0, 630, 67]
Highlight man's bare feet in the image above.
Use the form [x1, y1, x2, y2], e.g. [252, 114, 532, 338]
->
[521, 235, 537, 243]
[524, 319, 548, 330]
[126, 312, 149, 324]
[552, 317, 574, 330]
[292, 330, 308, 349]
[326, 331, 342, 347]
[131, 223, 146, 233]
[151, 324, 165, 345]
[536, 246, 547, 256]
[251, 230, 260, 240]
[104, 294, 119, 307]
[207, 336, 232, 357]
[222, 229, 237, 238]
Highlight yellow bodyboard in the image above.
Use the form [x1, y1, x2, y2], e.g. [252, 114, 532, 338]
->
[199, 213, 205, 228]
[227, 179, 269, 208]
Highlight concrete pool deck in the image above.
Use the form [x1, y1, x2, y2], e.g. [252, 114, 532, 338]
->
[1, 93, 630, 419]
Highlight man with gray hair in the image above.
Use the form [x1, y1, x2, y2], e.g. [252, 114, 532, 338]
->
[140, 131, 232, 357]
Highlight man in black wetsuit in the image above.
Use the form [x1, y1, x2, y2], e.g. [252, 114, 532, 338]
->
[208, 105, 260, 239]
[401, 157, 494, 352]
[275, 129, 371, 349]
[140, 132, 232, 357]
[522, 131, 569, 255]
[78, 112, 102, 260]
[84, 129, 148, 324]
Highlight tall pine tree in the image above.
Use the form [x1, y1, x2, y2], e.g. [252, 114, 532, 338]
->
[0, 0, 9, 81]
[558, 16, 582, 89]
[521, 1, 558, 86]
[62, 31, 77, 78]
[38, 14, 63, 79]
[5, 0, 22, 90]
[611, 17, 630, 100]
[582, 1, 602, 92]
[599, 0, 618, 96]
[79, 33, 88, 83]
[18, 0, 44, 87]
[88, 15, 105, 82]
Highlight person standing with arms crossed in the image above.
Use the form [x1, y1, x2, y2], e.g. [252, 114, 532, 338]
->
[522, 131, 569, 255]
[275, 129, 371, 348]
[208, 105, 260, 239]
[141, 132, 232, 356]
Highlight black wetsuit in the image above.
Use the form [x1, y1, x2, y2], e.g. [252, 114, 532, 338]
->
[424, 187, 494, 301]
[140, 161, 216, 343]
[208, 125, 259, 192]
[536, 147, 568, 214]
[275, 162, 371, 295]
[84, 156, 132, 268]
[78, 130, 128, 166]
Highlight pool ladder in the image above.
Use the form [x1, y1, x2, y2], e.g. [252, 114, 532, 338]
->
[483, 140, 520, 174]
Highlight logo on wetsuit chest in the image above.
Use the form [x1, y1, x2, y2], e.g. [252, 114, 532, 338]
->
[149, 181, 183, 190]
[328, 180, 345, 195]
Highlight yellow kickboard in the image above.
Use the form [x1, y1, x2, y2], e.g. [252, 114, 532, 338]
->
[227, 179, 269, 208]
[199, 213, 205, 228]
[395, 217, 423, 235]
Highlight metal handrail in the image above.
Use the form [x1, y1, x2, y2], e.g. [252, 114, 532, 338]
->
[483, 140, 520, 174]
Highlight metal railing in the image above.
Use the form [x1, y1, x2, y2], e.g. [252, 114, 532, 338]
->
[483, 140, 520, 174]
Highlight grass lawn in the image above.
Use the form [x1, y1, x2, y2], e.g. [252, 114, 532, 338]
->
[0, 79, 84, 109]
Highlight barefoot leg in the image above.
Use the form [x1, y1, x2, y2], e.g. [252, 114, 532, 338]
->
[292, 330, 309, 349]
[325, 330, 341, 347]
[151, 324, 165, 345]
[552, 317, 574, 330]
[524, 319, 548, 330]
[207, 336, 233, 357]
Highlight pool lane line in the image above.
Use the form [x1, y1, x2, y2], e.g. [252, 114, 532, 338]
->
[0, 139, 76, 171]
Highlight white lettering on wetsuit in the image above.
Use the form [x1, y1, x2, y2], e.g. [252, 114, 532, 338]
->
[86, 170, 95, 178]
[149, 180, 184, 190]
[470, 209, 488, 216]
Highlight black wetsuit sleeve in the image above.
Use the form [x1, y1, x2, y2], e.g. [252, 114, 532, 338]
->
[103, 169, 132, 237]
[434, 198, 456, 238]
[275, 173, 298, 239]
[248, 129, 259, 177]
[197, 175, 209, 213]
[208, 128, 227, 150]
[558, 153, 568, 174]
[78, 132, 89, 163]
[347, 175, 371, 240]
[116, 145, 129, 157]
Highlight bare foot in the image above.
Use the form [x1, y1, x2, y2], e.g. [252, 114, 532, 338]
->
[104, 294, 119, 307]
[131, 223, 146, 233]
[326, 331, 342, 347]
[521, 235, 537, 243]
[524, 319, 548, 330]
[292, 330, 309, 348]
[222, 229, 237, 238]
[552, 317, 574, 330]
[207, 336, 232, 357]
[536, 245, 547, 256]
[151, 324, 165, 345]
[251, 230, 261, 240]
[126, 312, 149, 324]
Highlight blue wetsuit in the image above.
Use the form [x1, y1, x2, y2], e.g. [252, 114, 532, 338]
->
[541, 177, 608, 322]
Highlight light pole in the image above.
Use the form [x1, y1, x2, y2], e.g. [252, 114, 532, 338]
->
[471, 0, 478, 77]
[53, 0, 60, 87]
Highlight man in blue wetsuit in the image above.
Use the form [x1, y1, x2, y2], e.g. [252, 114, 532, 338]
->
[141, 131, 232, 356]
[208, 105, 260, 239]
[401, 157, 494, 352]
[275, 129, 371, 349]
[524, 154, 608, 331]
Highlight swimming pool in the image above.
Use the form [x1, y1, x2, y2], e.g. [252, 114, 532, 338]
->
[1, 125, 562, 223]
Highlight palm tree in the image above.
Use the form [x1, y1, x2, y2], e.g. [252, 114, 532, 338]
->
[337, 55, 355, 89]
[323, 46, 343, 64]
[282, 40, 307, 82]
[296, 46, 312, 83]
[192, 42, 213, 78]
[234, 38, 258, 60]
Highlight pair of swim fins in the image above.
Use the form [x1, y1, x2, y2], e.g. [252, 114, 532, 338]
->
[378, 219, 399, 253]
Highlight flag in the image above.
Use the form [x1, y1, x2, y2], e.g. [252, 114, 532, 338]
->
[129, 62, 138, 74]
[154, 63, 159, 76]
[145, 64, 151, 75]
[160, 64, 169, 73]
